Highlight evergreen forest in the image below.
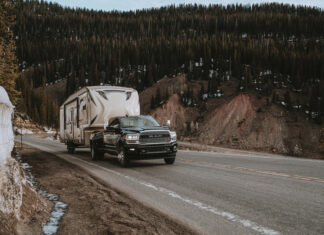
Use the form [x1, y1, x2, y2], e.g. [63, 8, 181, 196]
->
[13, 0, 324, 127]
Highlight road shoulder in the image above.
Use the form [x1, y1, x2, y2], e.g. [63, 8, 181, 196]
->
[18, 144, 197, 234]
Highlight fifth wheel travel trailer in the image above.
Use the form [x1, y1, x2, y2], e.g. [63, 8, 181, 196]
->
[59, 86, 140, 153]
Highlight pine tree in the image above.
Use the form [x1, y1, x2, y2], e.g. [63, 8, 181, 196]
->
[272, 92, 277, 104]
[199, 85, 205, 100]
[164, 89, 169, 101]
[0, 0, 20, 104]
[284, 91, 291, 110]
[150, 95, 155, 109]
[155, 87, 161, 106]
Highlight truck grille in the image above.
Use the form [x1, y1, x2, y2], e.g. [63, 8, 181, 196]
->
[139, 131, 171, 144]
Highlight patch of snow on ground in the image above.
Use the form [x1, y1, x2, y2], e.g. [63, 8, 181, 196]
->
[0, 87, 14, 163]
[0, 86, 24, 217]
[44, 127, 56, 134]
[16, 154, 68, 235]
[13, 127, 34, 135]
[46, 137, 54, 141]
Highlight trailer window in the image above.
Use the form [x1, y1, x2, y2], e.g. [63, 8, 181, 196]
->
[66, 109, 70, 122]
[70, 109, 73, 122]
[73, 108, 77, 123]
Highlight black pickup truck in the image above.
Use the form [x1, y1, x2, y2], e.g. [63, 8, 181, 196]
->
[90, 116, 177, 167]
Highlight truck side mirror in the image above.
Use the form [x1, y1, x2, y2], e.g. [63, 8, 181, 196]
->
[166, 120, 171, 127]
[106, 126, 117, 132]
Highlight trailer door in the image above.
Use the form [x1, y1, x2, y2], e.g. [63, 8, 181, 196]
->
[79, 93, 88, 143]
[65, 100, 78, 141]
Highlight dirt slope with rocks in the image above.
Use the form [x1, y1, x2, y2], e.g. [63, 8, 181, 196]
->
[151, 94, 200, 134]
[142, 75, 324, 158]
[198, 94, 289, 153]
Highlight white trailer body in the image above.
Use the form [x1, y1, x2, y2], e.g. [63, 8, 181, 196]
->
[59, 86, 140, 148]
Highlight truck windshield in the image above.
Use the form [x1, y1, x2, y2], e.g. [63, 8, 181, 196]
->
[120, 116, 160, 128]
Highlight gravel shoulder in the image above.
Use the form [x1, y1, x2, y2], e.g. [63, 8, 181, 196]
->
[19, 145, 197, 235]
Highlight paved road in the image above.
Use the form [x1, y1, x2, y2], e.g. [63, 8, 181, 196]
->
[16, 135, 324, 235]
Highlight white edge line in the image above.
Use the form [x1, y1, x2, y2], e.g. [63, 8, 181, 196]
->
[22, 140, 280, 235]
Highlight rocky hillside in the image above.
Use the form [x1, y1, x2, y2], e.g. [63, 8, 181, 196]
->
[141, 75, 324, 158]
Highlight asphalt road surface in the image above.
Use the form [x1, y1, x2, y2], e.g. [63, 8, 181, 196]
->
[16, 135, 324, 235]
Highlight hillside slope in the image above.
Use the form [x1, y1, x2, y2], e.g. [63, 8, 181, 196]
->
[143, 75, 324, 158]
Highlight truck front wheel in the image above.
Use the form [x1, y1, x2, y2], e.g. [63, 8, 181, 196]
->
[164, 157, 175, 165]
[117, 147, 129, 167]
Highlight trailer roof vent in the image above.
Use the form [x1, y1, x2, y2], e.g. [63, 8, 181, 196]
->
[97, 90, 108, 100]
[126, 91, 132, 101]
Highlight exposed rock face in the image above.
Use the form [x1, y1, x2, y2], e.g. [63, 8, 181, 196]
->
[200, 94, 289, 153]
[146, 79, 323, 157]
[151, 94, 187, 133]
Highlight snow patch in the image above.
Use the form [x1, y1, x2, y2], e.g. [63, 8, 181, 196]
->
[45, 137, 55, 141]
[16, 155, 68, 235]
[44, 127, 55, 134]
[0, 86, 13, 159]
[13, 127, 34, 135]
[0, 86, 25, 217]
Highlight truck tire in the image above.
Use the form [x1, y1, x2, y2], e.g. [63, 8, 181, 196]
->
[117, 146, 129, 167]
[164, 157, 175, 165]
[91, 145, 104, 161]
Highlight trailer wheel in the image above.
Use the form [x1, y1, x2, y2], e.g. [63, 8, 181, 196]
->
[91, 145, 104, 161]
[67, 146, 75, 154]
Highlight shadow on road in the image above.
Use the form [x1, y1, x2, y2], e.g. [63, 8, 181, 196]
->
[72, 150, 168, 168]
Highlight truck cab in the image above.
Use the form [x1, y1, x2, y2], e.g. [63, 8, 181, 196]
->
[90, 116, 177, 167]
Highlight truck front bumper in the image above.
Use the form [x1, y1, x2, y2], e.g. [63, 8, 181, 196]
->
[124, 142, 177, 160]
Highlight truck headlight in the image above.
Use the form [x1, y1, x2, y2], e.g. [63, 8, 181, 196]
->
[125, 134, 139, 144]
[170, 131, 177, 142]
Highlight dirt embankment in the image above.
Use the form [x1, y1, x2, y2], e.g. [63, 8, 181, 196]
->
[199, 94, 322, 157]
[144, 75, 324, 158]
[198, 94, 289, 153]
[151, 94, 200, 134]
[18, 146, 197, 235]
[0, 153, 50, 235]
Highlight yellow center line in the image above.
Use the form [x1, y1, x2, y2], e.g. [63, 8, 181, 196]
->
[178, 158, 324, 183]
